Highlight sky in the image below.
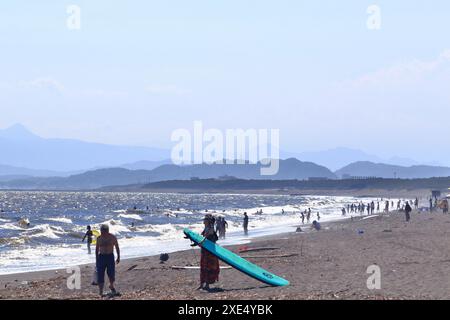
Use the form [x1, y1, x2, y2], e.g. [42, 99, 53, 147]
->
[0, 1, 449, 163]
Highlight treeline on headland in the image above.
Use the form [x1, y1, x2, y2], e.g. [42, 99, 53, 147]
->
[137, 177, 450, 192]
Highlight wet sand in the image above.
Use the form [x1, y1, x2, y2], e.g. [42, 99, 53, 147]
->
[1, 209, 450, 300]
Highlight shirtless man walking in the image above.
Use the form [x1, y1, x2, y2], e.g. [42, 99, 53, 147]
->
[96, 224, 120, 297]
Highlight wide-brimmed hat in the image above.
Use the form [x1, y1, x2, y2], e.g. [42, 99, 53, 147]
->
[203, 214, 215, 223]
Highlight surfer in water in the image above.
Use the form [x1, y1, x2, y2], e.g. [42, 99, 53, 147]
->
[219, 217, 228, 239]
[198, 214, 220, 291]
[243, 212, 249, 235]
[96, 224, 120, 297]
[82, 225, 93, 254]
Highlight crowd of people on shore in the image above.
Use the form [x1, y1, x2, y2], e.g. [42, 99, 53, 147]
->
[80, 194, 450, 296]
[336, 196, 450, 223]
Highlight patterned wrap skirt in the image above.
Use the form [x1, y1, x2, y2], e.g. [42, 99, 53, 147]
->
[200, 248, 220, 284]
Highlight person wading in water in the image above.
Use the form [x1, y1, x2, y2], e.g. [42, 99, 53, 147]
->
[243, 212, 249, 235]
[82, 225, 93, 254]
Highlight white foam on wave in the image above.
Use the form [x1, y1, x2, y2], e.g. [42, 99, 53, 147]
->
[0, 223, 25, 231]
[117, 213, 143, 221]
[24, 224, 62, 239]
[46, 217, 73, 224]
[99, 219, 133, 235]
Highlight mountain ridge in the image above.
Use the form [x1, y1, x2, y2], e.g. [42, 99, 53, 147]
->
[0, 158, 336, 190]
[335, 161, 450, 179]
[0, 124, 170, 171]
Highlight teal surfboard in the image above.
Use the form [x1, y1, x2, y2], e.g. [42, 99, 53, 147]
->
[183, 228, 289, 287]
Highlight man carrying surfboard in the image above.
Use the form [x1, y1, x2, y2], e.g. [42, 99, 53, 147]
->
[96, 224, 121, 297]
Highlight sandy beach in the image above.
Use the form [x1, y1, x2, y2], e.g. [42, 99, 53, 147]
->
[1, 208, 450, 300]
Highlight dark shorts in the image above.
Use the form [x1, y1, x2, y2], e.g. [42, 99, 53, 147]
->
[97, 254, 115, 284]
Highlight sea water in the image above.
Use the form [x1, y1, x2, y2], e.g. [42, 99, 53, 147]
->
[0, 191, 397, 275]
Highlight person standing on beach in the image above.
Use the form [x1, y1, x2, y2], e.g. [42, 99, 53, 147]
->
[96, 224, 120, 297]
[414, 198, 419, 210]
[443, 199, 449, 214]
[198, 215, 220, 291]
[82, 225, 93, 254]
[430, 198, 433, 212]
[243, 212, 249, 235]
[405, 201, 412, 222]
[317, 212, 320, 220]
[377, 202, 380, 212]
[301, 211, 305, 224]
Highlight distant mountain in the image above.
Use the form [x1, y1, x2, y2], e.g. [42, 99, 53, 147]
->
[147, 158, 335, 181]
[0, 124, 170, 171]
[281, 147, 423, 171]
[119, 159, 172, 171]
[335, 161, 450, 179]
[0, 175, 32, 182]
[0, 163, 74, 177]
[0, 123, 40, 141]
[281, 147, 383, 171]
[0, 158, 336, 190]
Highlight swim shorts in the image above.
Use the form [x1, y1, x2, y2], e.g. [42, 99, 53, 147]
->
[97, 254, 115, 284]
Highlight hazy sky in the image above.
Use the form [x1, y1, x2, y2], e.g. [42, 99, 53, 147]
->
[1, 1, 449, 163]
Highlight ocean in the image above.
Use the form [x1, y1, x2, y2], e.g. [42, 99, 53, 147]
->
[0, 191, 391, 275]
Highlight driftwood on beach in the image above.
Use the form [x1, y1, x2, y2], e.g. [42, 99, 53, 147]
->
[171, 266, 232, 270]
[237, 247, 281, 253]
[241, 253, 299, 259]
